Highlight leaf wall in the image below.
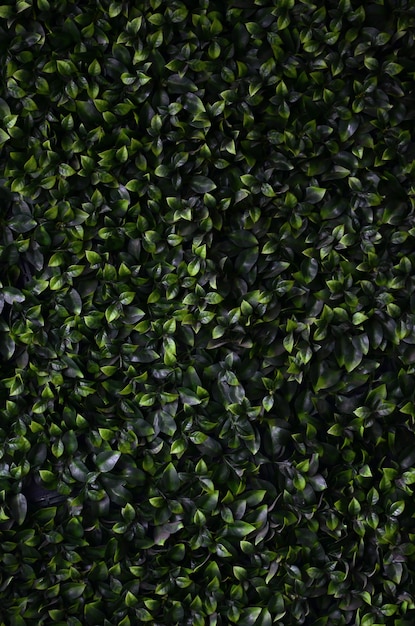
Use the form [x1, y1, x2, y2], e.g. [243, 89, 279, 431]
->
[0, 0, 415, 624]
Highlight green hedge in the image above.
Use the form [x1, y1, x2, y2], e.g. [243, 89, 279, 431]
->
[1, 0, 415, 624]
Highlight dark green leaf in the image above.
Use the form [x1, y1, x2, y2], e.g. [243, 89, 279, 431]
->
[190, 175, 217, 193]
[95, 450, 121, 472]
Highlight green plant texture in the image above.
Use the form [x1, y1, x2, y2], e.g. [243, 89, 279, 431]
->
[1, 0, 415, 624]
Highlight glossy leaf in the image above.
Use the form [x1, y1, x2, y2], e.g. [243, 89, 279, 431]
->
[95, 451, 121, 473]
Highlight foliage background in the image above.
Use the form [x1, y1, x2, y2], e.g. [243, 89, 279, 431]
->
[1, 0, 415, 624]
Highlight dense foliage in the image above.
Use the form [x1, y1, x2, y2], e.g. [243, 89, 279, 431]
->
[1, 0, 415, 624]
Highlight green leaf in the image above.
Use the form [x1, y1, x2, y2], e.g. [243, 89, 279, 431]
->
[381, 604, 398, 617]
[402, 469, 415, 485]
[62, 582, 86, 600]
[225, 521, 256, 537]
[56, 59, 75, 76]
[0, 5, 14, 17]
[88, 59, 101, 75]
[0, 333, 15, 360]
[39, 470, 56, 483]
[125, 590, 138, 607]
[158, 412, 177, 437]
[179, 387, 202, 406]
[239, 607, 262, 626]
[24, 154, 37, 172]
[348, 497, 361, 515]
[309, 474, 327, 491]
[122, 502, 136, 523]
[95, 450, 121, 472]
[301, 258, 318, 283]
[352, 312, 368, 325]
[154, 164, 171, 177]
[313, 361, 343, 391]
[69, 459, 89, 482]
[190, 175, 217, 193]
[384, 62, 403, 76]
[3, 287, 25, 304]
[216, 543, 233, 558]
[84, 602, 106, 625]
[167, 73, 198, 93]
[52, 439, 64, 458]
[59, 163, 76, 177]
[10, 493, 27, 525]
[0, 128, 9, 145]
[105, 303, 121, 323]
[163, 336, 176, 365]
[389, 501, 405, 517]
[229, 230, 258, 248]
[188, 258, 201, 276]
[305, 186, 327, 203]
[161, 462, 180, 492]
[9, 215, 37, 233]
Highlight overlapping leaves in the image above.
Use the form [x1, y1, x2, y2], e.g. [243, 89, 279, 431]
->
[1, 0, 415, 624]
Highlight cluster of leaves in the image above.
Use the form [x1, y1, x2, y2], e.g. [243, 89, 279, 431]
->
[1, 0, 415, 624]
